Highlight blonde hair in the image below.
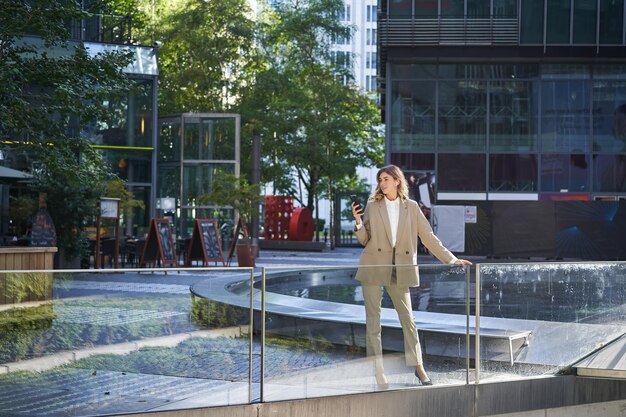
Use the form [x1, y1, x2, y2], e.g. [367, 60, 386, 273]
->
[372, 164, 409, 201]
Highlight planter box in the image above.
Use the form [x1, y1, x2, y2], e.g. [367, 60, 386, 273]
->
[0, 247, 57, 306]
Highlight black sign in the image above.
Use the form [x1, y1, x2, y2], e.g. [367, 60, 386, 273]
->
[140, 218, 177, 267]
[30, 208, 57, 247]
[186, 219, 225, 266]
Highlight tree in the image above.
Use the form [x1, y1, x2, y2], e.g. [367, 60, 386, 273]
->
[149, 0, 259, 114]
[238, 0, 384, 242]
[0, 1, 134, 261]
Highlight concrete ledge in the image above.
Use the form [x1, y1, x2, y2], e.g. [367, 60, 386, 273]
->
[111, 376, 626, 417]
[259, 240, 326, 251]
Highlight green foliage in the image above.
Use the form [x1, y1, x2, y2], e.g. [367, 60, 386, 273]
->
[32, 139, 113, 261]
[2, 272, 53, 304]
[196, 171, 262, 228]
[238, 0, 384, 214]
[0, 1, 135, 260]
[149, 0, 260, 114]
[0, 295, 193, 363]
[9, 195, 37, 237]
[104, 177, 146, 219]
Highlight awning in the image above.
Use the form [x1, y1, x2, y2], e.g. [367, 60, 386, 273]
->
[0, 165, 33, 183]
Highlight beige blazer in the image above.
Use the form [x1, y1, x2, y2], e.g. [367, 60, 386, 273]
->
[354, 198, 457, 287]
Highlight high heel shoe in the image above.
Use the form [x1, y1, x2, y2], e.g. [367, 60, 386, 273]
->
[376, 373, 389, 389]
[414, 370, 433, 386]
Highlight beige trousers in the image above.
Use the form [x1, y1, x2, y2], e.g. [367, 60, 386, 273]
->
[362, 282, 423, 372]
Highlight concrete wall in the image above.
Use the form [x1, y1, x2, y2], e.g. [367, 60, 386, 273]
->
[115, 376, 626, 417]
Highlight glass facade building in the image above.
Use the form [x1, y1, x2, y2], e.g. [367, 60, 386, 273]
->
[379, 0, 626, 202]
[157, 113, 240, 239]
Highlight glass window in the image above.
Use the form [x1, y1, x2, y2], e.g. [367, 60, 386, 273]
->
[390, 153, 435, 171]
[158, 166, 180, 201]
[594, 64, 626, 79]
[438, 80, 487, 152]
[573, 0, 597, 44]
[84, 79, 154, 148]
[542, 64, 590, 78]
[438, 154, 486, 192]
[593, 154, 626, 192]
[490, 154, 538, 192]
[389, 0, 412, 18]
[390, 80, 436, 152]
[493, 0, 517, 18]
[600, 0, 624, 44]
[101, 149, 152, 183]
[592, 80, 626, 153]
[489, 64, 540, 79]
[541, 79, 591, 153]
[183, 118, 236, 161]
[158, 121, 181, 162]
[415, 0, 437, 17]
[182, 163, 235, 206]
[489, 80, 538, 152]
[546, 0, 571, 43]
[540, 154, 589, 192]
[441, 0, 464, 17]
[467, 0, 490, 18]
[520, 0, 544, 43]
[439, 64, 490, 79]
[390, 64, 437, 79]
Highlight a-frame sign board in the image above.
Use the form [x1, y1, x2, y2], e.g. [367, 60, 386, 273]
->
[140, 218, 178, 267]
[186, 219, 225, 266]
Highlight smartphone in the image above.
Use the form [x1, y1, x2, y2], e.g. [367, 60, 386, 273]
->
[350, 194, 362, 212]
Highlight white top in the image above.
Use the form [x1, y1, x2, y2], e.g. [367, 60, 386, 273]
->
[385, 196, 400, 247]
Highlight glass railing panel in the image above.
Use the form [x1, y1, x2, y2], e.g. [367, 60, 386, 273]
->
[476, 262, 626, 383]
[0, 267, 254, 416]
[259, 264, 471, 402]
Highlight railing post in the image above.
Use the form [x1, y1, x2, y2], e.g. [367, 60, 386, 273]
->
[465, 264, 471, 384]
[248, 267, 254, 403]
[475, 264, 481, 384]
[260, 266, 266, 402]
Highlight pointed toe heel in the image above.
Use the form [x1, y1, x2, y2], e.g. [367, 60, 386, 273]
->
[414, 370, 433, 386]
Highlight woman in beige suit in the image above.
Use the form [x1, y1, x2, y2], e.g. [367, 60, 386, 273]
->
[352, 165, 472, 389]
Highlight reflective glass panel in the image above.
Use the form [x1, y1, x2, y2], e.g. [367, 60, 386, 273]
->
[390, 153, 436, 171]
[441, 0, 464, 17]
[390, 64, 438, 79]
[540, 154, 589, 192]
[438, 80, 487, 152]
[592, 79, 626, 153]
[0, 269, 254, 414]
[493, 0, 517, 18]
[478, 263, 626, 379]
[546, 0, 571, 43]
[468, 0, 490, 17]
[438, 153, 487, 191]
[573, 0, 597, 44]
[261, 265, 471, 400]
[182, 163, 236, 206]
[183, 118, 237, 161]
[82, 79, 154, 148]
[520, 0, 544, 43]
[390, 80, 436, 153]
[158, 120, 181, 162]
[389, 0, 412, 17]
[600, 0, 624, 44]
[415, 0, 438, 17]
[593, 154, 626, 192]
[100, 149, 151, 183]
[489, 154, 538, 192]
[489, 80, 538, 152]
[541, 79, 591, 153]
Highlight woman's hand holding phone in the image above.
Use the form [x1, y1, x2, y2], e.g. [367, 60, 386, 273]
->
[350, 194, 363, 225]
